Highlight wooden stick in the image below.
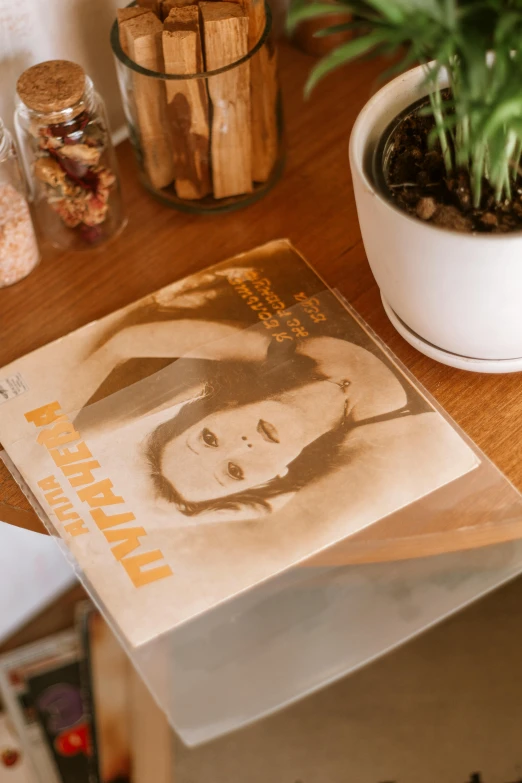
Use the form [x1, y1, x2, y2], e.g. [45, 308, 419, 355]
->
[200, 1, 252, 199]
[124, 12, 175, 190]
[136, 0, 162, 18]
[161, 0, 196, 21]
[117, 7, 150, 55]
[248, 0, 279, 182]
[164, 6, 200, 32]
[162, 7, 211, 199]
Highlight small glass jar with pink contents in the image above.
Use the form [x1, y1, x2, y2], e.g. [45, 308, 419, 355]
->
[0, 117, 40, 288]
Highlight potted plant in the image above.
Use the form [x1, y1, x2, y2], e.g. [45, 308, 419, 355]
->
[287, 0, 522, 372]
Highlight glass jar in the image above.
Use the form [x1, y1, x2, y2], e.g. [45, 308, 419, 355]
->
[111, 1, 284, 213]
[15, 60, 125, 251]
[0, 118, 40, 288]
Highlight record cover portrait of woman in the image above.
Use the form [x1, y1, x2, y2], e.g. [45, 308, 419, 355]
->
[71, 249, 440, 523]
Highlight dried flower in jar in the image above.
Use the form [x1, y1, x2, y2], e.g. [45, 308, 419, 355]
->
[15, 60, 124, 249]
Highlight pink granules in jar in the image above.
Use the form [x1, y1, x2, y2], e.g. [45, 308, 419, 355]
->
[0, 183, 40, 288]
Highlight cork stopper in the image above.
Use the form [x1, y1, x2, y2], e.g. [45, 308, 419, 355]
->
[17, 60, 86, 113]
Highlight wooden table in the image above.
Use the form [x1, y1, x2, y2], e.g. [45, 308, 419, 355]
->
[1, 41, 522, 565]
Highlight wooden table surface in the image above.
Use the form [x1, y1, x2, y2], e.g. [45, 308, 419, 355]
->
[1, 41, 521, 565]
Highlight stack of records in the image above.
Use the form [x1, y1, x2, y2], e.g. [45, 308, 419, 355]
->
[1, 239, 521, 753]
[0, 604, 170, 783]
[1, 577, 522, 783]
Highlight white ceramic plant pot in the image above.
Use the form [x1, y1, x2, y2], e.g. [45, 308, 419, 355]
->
[349, 63, 522, 372]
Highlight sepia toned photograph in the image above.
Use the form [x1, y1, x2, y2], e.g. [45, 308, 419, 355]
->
[0, 241, 478, 645]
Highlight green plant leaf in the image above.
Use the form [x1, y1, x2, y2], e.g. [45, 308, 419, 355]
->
[363, 0, 405, 23]
[483, 97, 522, 137]
[286, 2, 352, 34]
[292, 0, 522, 207]
[313, 20, 364, 37]
[304, 31, 388, 96]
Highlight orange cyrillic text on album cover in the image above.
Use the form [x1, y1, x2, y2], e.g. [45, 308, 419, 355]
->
[24, 401, 173, 589]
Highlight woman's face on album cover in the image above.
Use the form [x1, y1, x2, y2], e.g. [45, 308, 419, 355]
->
[160, 400, 311, 502]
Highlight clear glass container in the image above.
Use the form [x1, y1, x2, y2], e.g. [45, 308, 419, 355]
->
[111, 2, 284, 213]
[14, 61, 125, 251]
[0, 118, 40, 288]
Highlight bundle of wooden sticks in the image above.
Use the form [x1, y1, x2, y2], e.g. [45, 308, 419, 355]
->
[117, 0, 279, 201]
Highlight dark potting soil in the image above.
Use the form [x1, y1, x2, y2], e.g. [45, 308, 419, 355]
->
[384, 110, 522, 234]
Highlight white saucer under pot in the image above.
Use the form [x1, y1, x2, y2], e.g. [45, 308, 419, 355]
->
[349, 63, 522, 373]
[381, 295, 522, 374]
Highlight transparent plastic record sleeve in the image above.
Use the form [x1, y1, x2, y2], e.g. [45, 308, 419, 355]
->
[1, 242, 522, 745]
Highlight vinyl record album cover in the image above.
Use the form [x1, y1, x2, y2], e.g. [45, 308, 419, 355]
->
[0, 240, 478, 646]
[0, 632, 79, 783]
[0, 712, 35, 783]
[78, 603, 132, 783]
[27, 661, 91, 783]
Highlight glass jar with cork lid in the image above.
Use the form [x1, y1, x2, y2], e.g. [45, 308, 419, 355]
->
[15, 60, 125, 251]
[0, 117, 40, 287]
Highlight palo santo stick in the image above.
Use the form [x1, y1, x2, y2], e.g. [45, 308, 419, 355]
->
[200, 1, 252, 199]
[248, 0, 279, 182]
[117, 7, 150, 55]
[164, 6, 199, 33]
[161, 0, 196, 21]
[125, 12, 175, 190]
[162, 7, 211, 199]
[136, 0, 162, 17]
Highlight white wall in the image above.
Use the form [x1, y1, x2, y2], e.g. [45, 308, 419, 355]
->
[0, 0, 128, 136]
